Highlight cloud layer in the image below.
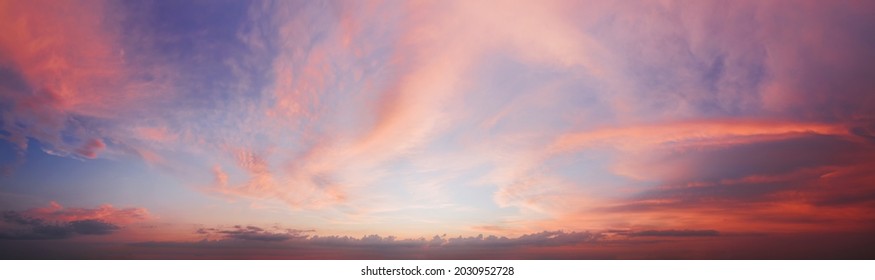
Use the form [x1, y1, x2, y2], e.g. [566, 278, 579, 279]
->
[1, 0, 874, 259]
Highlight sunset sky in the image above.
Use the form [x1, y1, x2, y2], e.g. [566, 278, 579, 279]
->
[1, 0, 875, 259]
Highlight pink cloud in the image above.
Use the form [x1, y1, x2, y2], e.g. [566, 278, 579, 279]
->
[212, 164, 229, 187]
[0, 0, 175, 163]
[482, 120, 852, 216]
[191, 1, 875, 240]
[74, 138, 106, 159]
[23, 201, 152, 225]
[756, 1, 875, 117]
[526, 146, 875, 234]
[208, 147, 348, 209]
[203, 0, 620, 212]
[0, 0, 124, 117]
[135, 127, 177, 143]
[3, 0, 869, 243]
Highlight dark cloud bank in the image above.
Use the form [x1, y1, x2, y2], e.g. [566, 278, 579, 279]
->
[0, 211, 121, 240]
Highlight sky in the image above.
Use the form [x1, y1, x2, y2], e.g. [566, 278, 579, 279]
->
[1, 0, 875, 259]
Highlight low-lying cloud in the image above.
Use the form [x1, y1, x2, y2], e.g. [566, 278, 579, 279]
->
[0, 211, 121, 240]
